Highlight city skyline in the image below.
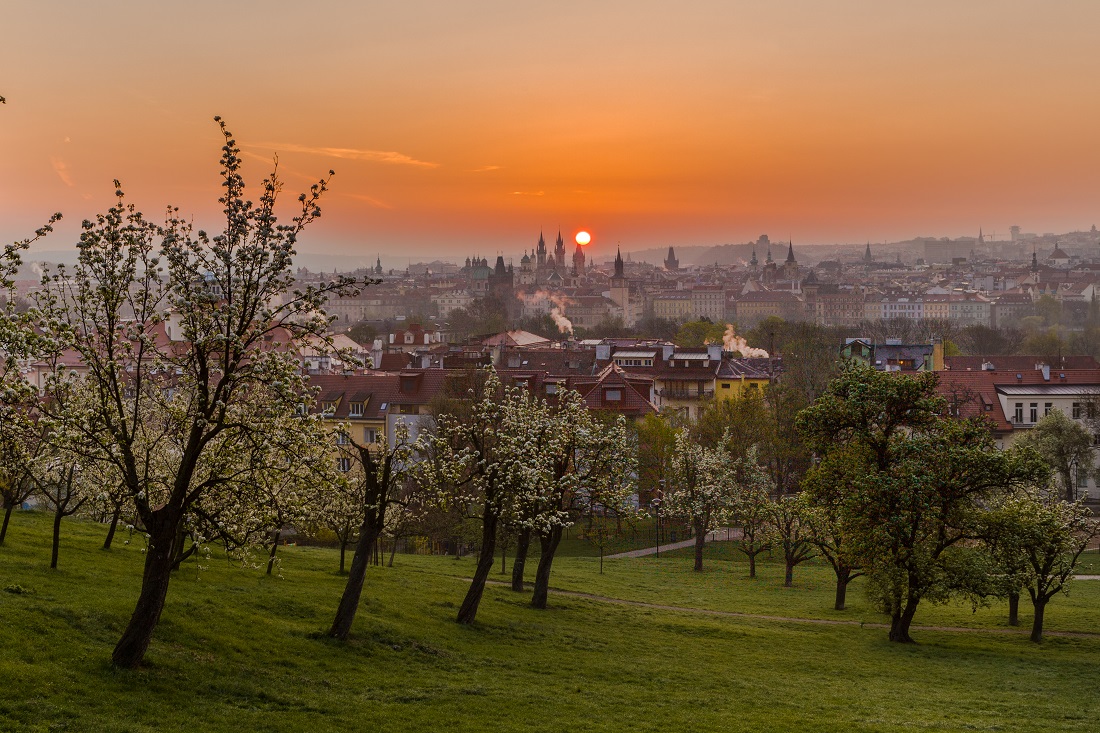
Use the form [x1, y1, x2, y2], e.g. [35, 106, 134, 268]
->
[5, 2, 1100, 259]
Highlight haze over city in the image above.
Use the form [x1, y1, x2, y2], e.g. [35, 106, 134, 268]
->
[5, 1, 1100, 263]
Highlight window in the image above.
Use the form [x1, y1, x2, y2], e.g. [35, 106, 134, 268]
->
[545, 383, 558, 395]
[1029, 403, 1038, 423]
[721, 383, 731, 389]
[336, 457, 351, 472]
[1014, 403, 1023, 423]
[605, 388, 622, 402]
[349, 402, 363, 417]
[1073, 402, 1082, 419]
[335, 431, 349, 445]
[1044, 402, 1053, 416]
[399, 404, 417, 415]
[322, 400, 338, 415]
[364, 428, 378, 443]
[296, 402, 307, 416]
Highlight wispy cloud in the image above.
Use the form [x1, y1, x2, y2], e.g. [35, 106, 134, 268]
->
[471, 165, 502, 172]
[50, 156, 74, 187]
[511, 190, 545, 196]
[345, 193, 394, 210]
[250, 143, 438, 168]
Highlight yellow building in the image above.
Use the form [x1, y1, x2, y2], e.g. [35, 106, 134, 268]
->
[715, 358, 772, 399]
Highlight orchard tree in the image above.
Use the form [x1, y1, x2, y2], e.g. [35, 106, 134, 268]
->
[33, 119, 363, 668]
[767, 494, 816, 587]
[798, 487, 864, 611]
[36, 454, 91, 569]
[0, 216, 61, 546]
[660, 430, 735, 572]
[1016, 409, 1095, 502]
[798, 363, 1046, 643]
[329, 421, 427, 640]
[732, 448, 773, 578]
[984, 491, 1099, 642]
[524, 391, 636, 608]
[427, 370, 540, 624]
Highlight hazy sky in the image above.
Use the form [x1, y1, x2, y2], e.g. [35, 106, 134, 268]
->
[5, 1, 1100, 263]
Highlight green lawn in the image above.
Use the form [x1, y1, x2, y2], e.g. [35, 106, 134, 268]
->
[1, 510, 1098, 732]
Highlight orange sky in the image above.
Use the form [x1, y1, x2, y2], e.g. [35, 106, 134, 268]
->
[5, 1, 1100, 264]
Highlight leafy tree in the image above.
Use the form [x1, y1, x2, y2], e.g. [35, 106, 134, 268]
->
[654, 430, 734, 572]
[674, 319, 727, 347]
[731, 449, 773, 578]
[766, 494, 816, 587]
[329, 421, 426, 640]
[36, 455, 90, 569]
[1015, 409, 1095, 502]
[799, 492, 864, 610]
[523, 390, 636, 607]
[347, 320, 378, 347]
[0, 372, 46, 546]
[691, 393, 767, 461]
[33, 120, 362, 667]
[798, 363, 1046, 643]
[426, 370, 539, 624]
[634, 412, 678, 506]
[983, 491, 1099, 642]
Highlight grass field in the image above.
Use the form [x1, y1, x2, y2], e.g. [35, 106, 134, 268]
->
[1, 510, 1099, 732]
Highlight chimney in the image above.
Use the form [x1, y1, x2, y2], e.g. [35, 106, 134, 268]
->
[662, 343, 674, 361]
[981, 361, 994, 371]
[706, 344, 723, 362]
[1041, 364, 1051, 381]
[595, 343, 612, 361]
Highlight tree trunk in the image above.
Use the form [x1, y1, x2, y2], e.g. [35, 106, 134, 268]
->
[599, 546, 604, 575]
[834, 571, 850, 611]
[112, 522, 179, 667]
[338, 538, 348, 574]
[329, 521, 383, 640]
[1008, 591, 1020, 627]
[888, 598, 919, 643]
[457, 506, 497, 624]
[102, 505, 122, 550]
[531, 526, 564, 610]
[50, 508, 63, 569]
[266, 530, 281, 576]
[388, 539, 397, 568]
[511, 528, 531, 592]
[784, 559, 794, 587]
[1030, 598, 1047, 643]
[1, 501, 15, 546]
[748, 553, 757, 579]
[693, 520, 706, 572]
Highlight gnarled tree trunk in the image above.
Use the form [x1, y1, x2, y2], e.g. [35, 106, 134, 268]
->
[1030, 597, 1047, 643]
[531, 525, 564, 609]
[1008, 591, 1020, 627]
[112, 517, 180, 667]
[457, 505, 498, 624]
[511, 528, 531, 591]
[888, 597, 919, 643]
[266, 530, 281, 576]
[1, 501, 16, 546]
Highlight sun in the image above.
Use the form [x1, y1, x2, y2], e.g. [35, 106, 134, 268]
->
[575, 231, 591, 246]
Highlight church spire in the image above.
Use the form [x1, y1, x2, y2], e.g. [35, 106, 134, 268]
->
[785, 239, 796, 264]
[614, 246, 624, 278]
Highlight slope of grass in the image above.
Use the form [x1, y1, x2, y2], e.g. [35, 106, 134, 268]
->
[1, 510, 1098, 733]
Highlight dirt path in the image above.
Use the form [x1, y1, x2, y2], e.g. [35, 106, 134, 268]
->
[482, 579, 1100, 640]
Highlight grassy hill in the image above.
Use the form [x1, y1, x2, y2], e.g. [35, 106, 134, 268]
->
[1, 511, 1098, 732]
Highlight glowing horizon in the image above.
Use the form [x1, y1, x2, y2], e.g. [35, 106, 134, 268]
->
[5, 2, 1100, 261]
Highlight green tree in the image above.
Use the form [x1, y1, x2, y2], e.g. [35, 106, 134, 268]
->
[798, 364, 1046, 643]
[1016, 409, 1095, 502]
[674, 319, 727, 347]
[766, 494, 816, 587]
[983, 491, 1099, 642]
[661, 430, 736, 572]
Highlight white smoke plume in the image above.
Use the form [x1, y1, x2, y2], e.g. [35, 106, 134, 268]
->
[722, 324, 768, 358]
[550, 307, 573, 335]
[533, 291, 574, 335]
